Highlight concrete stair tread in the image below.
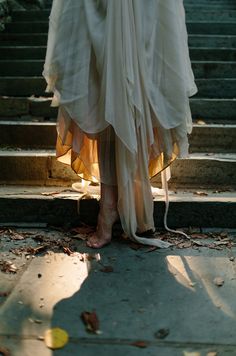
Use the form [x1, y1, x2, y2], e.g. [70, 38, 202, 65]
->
[0, 185, 235, 202]
[0, 148, 235, 161]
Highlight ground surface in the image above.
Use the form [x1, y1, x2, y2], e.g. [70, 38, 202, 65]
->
[0, 226, 236, 356]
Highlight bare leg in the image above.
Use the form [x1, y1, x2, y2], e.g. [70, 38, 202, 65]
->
[86, 183, 119, 248]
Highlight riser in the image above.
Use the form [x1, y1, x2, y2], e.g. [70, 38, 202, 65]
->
[189, 35, 236, 47]
[1, 192, 236, 228]
[0, 122, 235, 153]
[1, 60, 235, 79]
[1, 97, 236, 122]
[0, 47, 235, 62]
[4, 22, 236, 35]
[0, 191, 236, 228]
[190, 48, 236, 62]
[190, 98, 236, 122]
[1, 33, 236, 48]
[0, 151, 235, 188]
[1, 77, 235, 98]
[0, 46, 46, 60]
[0, 96, 57, 118]
[195, 79, 236, 99]
[186, 10, 236, 21]
[0, 61, 220, 80]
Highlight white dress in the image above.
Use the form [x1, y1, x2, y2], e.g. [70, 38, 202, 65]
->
[43, 0, 198, 247]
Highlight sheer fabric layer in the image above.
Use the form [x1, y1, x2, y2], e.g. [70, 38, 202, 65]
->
[43, 0, 197, 247]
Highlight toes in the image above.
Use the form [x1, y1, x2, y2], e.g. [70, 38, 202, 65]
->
[86, 237, 110, 249]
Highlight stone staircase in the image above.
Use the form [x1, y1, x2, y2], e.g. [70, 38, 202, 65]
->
[0, 0, 235, 228]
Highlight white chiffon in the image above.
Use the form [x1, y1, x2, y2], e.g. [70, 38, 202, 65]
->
[43, 0, 198, 248]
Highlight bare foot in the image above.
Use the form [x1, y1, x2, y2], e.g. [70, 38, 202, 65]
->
[86, 209, 119, 249]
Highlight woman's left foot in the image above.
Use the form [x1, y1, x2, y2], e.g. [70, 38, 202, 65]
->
[86, 209, 119, 249]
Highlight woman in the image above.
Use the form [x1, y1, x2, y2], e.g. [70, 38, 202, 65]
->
[43, 0, 197, 248]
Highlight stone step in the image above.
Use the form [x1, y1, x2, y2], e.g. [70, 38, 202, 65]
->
[0, 185, 235, 228]
[0, 121, 235, 153]
[0, 149, 235, 188]
[1, 59, 235, 79]
[1, 32, 235, 48]
[11, 7, 236, 22]
[0, 46, 235, 62]
[1, 77, 235, 98]
[1, 97, 235, 122]
[4, 21, 236, 35]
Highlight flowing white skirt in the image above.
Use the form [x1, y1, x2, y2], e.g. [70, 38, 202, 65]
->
[43, 0, 198, 247]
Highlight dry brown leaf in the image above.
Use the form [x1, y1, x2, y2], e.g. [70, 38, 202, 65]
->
[197, 119, 206, 125]
[194, 191, 208, 197]
[0, 346, 11, 356]
[190, 233, 209, 239]
[207, 352, 217, 356]
[131, 341, 148, 348]
[214, 277, 224, 287]
[41, 191, 60, 196]
[8, 229, 26, 240]
[0, 291, 10, 297]
[100, 266, 114, 273]
[154, 328, 170, 339]
[0, 261, 18, 274]
[81, 311, 100, 334]
[62, 247, 75, 256]
[177, 241, 192, 249]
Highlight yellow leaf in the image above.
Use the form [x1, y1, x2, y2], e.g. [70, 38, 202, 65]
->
[44, 328, 69, 349]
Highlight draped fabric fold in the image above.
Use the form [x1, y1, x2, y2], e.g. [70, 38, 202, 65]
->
[43, 0, 198, 247]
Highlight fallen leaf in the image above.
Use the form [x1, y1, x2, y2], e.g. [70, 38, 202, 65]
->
[62, 247, 75, 256]
[41, 191, 60, 196]
[194, 191, 208, 197]
[154, 328, 170, 339]
[8, 229, 26, 240]
[0, 261, 18, 273]
[131, 341, 148, 348]
[0, 291, 10, 297]
[190, 233, 209, 239]
[44, 328, 69, 350]
[214, 277, 224, 287]
[207, 352, 217, 356]
[100, 266, 114, 273]
[0, 346, 10, 356]
[81, 311, 100, 334]
[196, 119, 206, 125]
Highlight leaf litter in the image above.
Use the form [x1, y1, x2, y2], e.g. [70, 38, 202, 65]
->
[81, 311, 101, 334]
